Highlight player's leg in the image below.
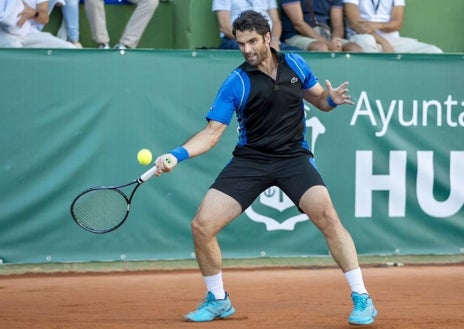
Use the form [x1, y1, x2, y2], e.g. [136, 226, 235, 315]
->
[184, 188, 242, 322]
[300, 186, 359, 271]
[277, 156, 377, 325]
[192, 188, 242, 277]
[185, 156, 270, 322]
[299, 186, 377, 325]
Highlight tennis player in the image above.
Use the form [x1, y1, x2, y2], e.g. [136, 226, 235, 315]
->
[154, 10, 377, 325]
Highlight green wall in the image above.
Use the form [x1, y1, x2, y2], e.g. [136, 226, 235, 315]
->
[401, 1, 464, 53]
[169, 0, 220, 49]
[1, 50, 463, 264]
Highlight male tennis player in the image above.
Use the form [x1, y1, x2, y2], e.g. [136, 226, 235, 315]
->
[154, 10, 377, 325]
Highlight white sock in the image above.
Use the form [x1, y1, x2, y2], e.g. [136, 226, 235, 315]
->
[344, 267, 368, 295]
[203, 272, 225, 300]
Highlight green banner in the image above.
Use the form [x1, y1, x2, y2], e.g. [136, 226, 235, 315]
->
[0, 50, 463, 264]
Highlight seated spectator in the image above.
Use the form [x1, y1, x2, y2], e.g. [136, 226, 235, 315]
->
[212, 0, 299, 51]
[35, 0, 82, 48]
[343, 0, 443, 53]
[84, 0, 159, 49]
[280, 0, 363, 52]
[0, 0, 75, 48]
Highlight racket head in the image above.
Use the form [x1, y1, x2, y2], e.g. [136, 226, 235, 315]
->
[70, 187, 131, 233]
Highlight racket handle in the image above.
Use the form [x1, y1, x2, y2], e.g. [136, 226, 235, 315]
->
[139, 166, 158, 182]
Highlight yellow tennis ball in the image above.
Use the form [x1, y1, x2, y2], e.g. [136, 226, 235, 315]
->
[137, 148, 152, 166]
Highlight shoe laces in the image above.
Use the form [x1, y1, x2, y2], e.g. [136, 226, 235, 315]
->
[196, 292, 216, 310]
[352, 293, 369, 311]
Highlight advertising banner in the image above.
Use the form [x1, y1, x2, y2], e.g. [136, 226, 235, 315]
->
[0, 50, 462, 263]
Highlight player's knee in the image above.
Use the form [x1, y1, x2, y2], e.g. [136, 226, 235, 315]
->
[191, 218, 201, 236]
[191, 216, 213, 240]
[313, 209, 343, 235]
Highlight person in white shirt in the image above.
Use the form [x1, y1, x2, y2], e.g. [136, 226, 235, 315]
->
[0, 0, 75, 48]
[343, 0, 442, 53]
[212, 0, 298, 50]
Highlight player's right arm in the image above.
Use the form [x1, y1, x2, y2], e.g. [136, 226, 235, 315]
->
[155, 69, 242, 175]
[181, 120, 228, 158]
[154, 120, 227, 175]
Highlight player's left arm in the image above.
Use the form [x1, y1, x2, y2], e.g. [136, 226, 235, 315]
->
[303, 80, 354, 112]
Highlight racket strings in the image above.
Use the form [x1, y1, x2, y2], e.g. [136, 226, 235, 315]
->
[72, 189, 129, 232]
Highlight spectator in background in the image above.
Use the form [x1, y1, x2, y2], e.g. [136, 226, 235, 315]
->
[84, 0, 159, 49]
[36, 0, 82, 48]
[0, 0, 75, 48]
[280, 0, 363, 52]
[212, 0, 298, 51]
[343, 0, 443, 53]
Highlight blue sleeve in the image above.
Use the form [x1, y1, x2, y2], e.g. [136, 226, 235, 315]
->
[285, 53, 319, 90]
[206, 69, 248, 125]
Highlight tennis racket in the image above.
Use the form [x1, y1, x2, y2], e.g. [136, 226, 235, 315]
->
[70, 166, 159, 234]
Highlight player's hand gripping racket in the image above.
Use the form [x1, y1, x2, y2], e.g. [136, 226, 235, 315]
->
[70, 166, 159, 234]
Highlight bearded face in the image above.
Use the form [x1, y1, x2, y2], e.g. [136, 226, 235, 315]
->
[235, 29, 271, 67]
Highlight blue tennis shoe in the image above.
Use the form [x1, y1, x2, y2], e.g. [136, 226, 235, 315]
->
[184, 291, 235, 322]
[349, 292, 378, 325]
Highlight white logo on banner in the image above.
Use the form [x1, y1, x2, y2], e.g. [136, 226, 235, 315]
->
[244, 104, 325, 231]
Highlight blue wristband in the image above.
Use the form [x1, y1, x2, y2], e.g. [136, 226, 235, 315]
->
[327, 96, 338, 108]
[169, 146, 189, 162]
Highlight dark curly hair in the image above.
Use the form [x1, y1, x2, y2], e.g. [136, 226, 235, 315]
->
[232, 10, 271, 39]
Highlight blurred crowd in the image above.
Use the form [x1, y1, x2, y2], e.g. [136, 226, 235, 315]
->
[0, 0, 442, 53]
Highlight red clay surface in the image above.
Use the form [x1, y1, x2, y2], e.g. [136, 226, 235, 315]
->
[1, 265, 463, 329]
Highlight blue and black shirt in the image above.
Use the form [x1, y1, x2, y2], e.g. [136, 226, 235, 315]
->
[206, 49, 318, 157]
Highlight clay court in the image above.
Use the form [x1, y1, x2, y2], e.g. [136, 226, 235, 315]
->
[2, 264, 463, 329]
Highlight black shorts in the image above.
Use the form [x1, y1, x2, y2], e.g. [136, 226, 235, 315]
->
[210, 154, 325, 211]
